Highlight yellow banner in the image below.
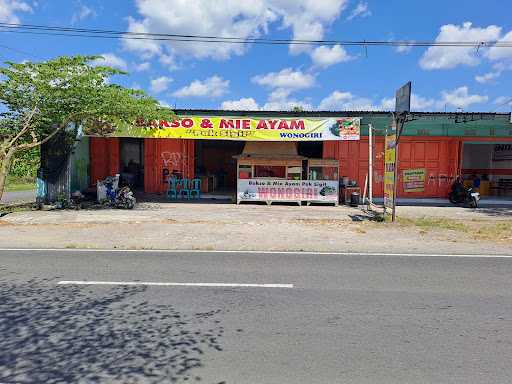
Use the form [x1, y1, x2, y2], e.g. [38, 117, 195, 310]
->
[384, 133, 396, 209]
[113, 115, 361, 141]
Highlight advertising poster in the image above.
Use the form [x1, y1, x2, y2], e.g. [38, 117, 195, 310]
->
[237, 179, 339, 203]
[403, 168, 426, 193]
[112, 116, 361, 142]
[384, 133, 396, 209]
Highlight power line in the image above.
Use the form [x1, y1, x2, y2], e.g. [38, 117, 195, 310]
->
[492, 97, 512, 112]
[1, 22, 512, 47]
[0, 43, 44, 60]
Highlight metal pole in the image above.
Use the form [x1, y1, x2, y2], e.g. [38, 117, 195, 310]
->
[368, 123, 373, 209]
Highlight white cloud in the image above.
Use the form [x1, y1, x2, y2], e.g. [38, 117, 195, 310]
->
[395, 43, 413, 54]
[150, 76, 173, 93]
[71, 3, 96, 24]
[311, 45, 353, 68]
[262, 97, 313, 111]
[494, 96, 512, 106]
[318, 91, 378, 111]
[347, 2, 371, 21]
[92, 53, 128, 71]
[319, 91, 437, 111]
[122, 16, 163, 59]
[475, 70, 501, 84]
[221, 97, 260, 110]
[252, 68, 315, 90]
[487, 30, 512, 61]
[173, 76, 229, 98]
[159, 100, 171, 108]
[420, 22, 501, 70]
[439, 86, 488, 109]
[273, 0, 348, 55]
[379, 94, 436, 111]
[122, 0, 348, 60]
[0, 0, 32, 23]
[134, 62, 151, 72]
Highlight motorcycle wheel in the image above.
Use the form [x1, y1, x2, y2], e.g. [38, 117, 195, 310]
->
[469, 197, 478, 209]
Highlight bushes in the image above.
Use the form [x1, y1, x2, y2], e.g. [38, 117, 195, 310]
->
[10, 148, 39, 181]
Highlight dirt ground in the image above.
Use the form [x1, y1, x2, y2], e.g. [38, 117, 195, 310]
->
[1, 202, 511, 254]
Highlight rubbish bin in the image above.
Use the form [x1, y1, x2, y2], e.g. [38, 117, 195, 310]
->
[350, 192, 360, 207]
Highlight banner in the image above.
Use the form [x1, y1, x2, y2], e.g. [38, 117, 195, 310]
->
[237, 179, 338, 202]
[403, 168, 426, 192]
[114, 116, 360, 141]
[383, 133, 396, 209]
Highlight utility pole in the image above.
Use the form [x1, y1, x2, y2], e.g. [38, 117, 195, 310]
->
[389, 81, 412, 222]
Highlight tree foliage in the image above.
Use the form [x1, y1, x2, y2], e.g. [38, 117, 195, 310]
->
[0, 55, 175, 200]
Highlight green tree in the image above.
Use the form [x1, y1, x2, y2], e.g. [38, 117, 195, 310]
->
[0, 55, 174, 200]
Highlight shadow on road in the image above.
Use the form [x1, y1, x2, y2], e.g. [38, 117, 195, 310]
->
[476, 207, 512, 218]
[0, 278, 226, 383]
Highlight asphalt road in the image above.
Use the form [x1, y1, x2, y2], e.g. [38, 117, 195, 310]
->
[1, 250, 511, 384]
[0, 190, 35, 204]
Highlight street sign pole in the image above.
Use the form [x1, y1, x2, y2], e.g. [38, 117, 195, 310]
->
[390, 81, 412, 222]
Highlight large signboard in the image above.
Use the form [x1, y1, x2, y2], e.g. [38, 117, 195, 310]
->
[384, 133, 396, 209]
[395, 81, 411, 114]
[237, 179, 338, 203]
[403, 168, 426, 193]
[114, 116, 360, 141]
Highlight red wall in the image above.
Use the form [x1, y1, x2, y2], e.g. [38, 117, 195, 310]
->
[324, 136, 461, 198]
[89, 137, 120, 185]
[144, 138, 195, 193]
[89, 137, 194, 193]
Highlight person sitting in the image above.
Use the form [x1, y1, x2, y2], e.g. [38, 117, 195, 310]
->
[472, 174, 481, 191]
[451, 176, 465, 199]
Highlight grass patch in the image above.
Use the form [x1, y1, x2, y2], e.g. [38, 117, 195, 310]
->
[396, 216, 512, 243]
[397, 217, 469, 232]
[5, 176, 35, 192]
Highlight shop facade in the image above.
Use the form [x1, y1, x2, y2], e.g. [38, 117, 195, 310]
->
[64, 110, 512, 203]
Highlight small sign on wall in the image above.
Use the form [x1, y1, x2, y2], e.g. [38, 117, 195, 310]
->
[403, 168, 426, 193]
[493, 144, 512, 161]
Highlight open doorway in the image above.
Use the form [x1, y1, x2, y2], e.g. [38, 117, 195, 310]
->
[462, 142, 512, 198]
[119, 138, 144, 190]
[195, 140, 245, 195]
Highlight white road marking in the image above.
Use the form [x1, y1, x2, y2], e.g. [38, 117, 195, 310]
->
[1, 248, 512, 258]
[57, 281, 294, 288]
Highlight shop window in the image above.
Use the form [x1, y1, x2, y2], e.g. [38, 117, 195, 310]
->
[286, 166, 302, 180]
[254, 165, 286, 178]
[309, 166, 338, 181]
[238, 165, 252, 179]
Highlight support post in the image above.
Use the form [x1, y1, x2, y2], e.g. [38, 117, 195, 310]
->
[368, 123, 373, 209]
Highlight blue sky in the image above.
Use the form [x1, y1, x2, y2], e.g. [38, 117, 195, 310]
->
[2, 0, 512, 112]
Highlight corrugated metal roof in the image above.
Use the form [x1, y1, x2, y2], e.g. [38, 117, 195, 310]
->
[173, 109, 509, 118]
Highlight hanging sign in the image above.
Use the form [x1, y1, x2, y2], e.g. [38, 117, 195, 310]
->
[112, 116, 361, 141]
[403, 168, 426, 192]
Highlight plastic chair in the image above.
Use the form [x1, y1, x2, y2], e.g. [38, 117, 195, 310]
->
[179, 178, 190, 199]
[190, 178, 201, 199]
[167, 176, 178, 200]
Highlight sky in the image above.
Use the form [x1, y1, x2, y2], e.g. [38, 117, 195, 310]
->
[1, 0, 512, 112]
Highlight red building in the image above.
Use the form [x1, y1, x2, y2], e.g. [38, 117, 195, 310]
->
[62, 110, 512, 202]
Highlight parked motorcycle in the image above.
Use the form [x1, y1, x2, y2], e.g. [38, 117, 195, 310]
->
[104, 177, 136, 209]
[448, 180, 480, 208]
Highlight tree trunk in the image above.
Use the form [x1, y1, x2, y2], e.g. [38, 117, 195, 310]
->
[0, 149, 15, 203]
